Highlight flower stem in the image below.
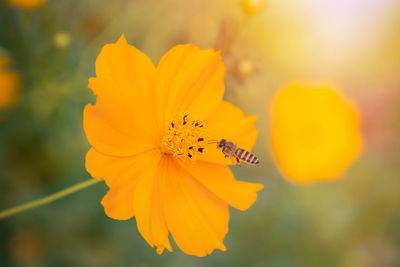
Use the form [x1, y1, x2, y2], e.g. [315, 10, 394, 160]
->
[0, 178, 101, 220]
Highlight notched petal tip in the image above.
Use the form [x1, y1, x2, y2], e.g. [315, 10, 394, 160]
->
[117, 33, 127, 44]
[87, 77, 96, 90]
[249, 113, 258, 122]
[156, 244, 173, 255]
[255, 183, 264, 191]
[156, 246, 164, 255]
[197, 241, 227, 257]
[215, 242, 227, 253]
[169, 43, 196, 50]
[235, 182, 264, 211]
[87, 77, 108, 96]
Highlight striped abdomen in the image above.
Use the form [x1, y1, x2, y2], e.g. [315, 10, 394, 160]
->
[235, 148, 260, 165]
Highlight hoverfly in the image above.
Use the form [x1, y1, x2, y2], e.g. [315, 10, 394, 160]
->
[209, 139, 259, 167]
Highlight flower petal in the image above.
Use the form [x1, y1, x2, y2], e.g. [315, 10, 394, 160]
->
[133, 155, 172, 254]
[101, 184, 136, 221]
[201, 101, 258, 165]
[154, 44, 226, 132]
[83, 101, 158, 157]
[85, 148, 159, 220]
[177, 160, 263, 211]
[85, 34, 159, 156]
[161, 157, 229, 257]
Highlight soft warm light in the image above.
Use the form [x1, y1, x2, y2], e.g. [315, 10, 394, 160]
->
[7, 0, 46, 9]
[242, 0, 265, 15]
[269, 81, 363, 184]
[0, 53, 21, 110]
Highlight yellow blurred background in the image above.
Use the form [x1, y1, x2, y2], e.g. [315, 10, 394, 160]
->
[1, 0, 400, 266]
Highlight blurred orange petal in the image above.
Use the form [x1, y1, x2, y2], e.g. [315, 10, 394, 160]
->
[0, 54, 20, 110]
[7, 0, 46, 9]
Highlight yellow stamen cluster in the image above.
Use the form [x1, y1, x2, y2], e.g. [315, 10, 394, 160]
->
[160, 113, 208, 162]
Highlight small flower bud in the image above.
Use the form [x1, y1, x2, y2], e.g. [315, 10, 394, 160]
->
[234, 58, 256, 79]
[53, 32, 72, 49]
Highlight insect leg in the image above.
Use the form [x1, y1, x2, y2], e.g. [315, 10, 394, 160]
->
[236, 157, 242, 168]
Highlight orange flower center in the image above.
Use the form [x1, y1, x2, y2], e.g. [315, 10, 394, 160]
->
[160, 113, 208, 162]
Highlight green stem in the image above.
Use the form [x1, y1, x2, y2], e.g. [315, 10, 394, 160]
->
[0, 178, 101, 220]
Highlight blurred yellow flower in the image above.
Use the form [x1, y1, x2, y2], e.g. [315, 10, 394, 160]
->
[242, 0, 265, 15]
[269, 82, 363, 184]
[84, 34, 263, 256]
[7, 0, 46, 9]
[0, 53, 20, 110]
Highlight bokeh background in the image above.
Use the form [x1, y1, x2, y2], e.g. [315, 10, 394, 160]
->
[1, 0, 400, 266]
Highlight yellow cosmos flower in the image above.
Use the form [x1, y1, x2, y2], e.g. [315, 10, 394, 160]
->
[269, 82, 363, 184]
[7, 0, 46, 9]
[0, 53, 20, 110]
[84, 34, 263, 257]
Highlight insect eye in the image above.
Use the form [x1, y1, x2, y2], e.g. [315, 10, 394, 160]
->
[218, 140, 226, 147]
